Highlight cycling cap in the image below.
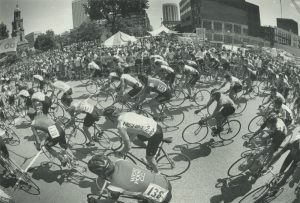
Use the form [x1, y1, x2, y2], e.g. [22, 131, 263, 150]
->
[88, 155, 114, 178]
[31, 92, 45, 102]
[103, 106, 119, 118]
[18, 90, 30, 97]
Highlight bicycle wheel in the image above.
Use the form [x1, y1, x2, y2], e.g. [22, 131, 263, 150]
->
[194, 90, 211, 106]
[219, 119, 241, 141]
[85, 80, 98, 94]
[51, 103, 65, 120]
[161, 108, 185, 127]
[97, 130, 122, 150]
[66, 127, 87, 146]
[168, 90, 185, 107]
[227, 156, 250, 177]
[248, 115, 264, 133]
[96, 92, 114, 109]
[14, 169, 40, 195]
[156, 153, 191, 177]
[235, 99, 248, 114]
[182, 123, 209, 144]
[4, 128, 20, 146]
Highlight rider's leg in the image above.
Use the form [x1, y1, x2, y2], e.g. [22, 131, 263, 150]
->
[44, 137, 66, 164]
[146, 125, 163, 173]
[290, 162, 300, 187]
[83, 114, 96, 145]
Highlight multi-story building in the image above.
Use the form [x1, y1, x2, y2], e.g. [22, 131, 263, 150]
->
[261, 26, 300, 48]
[25, 32, 42, 48]
[162, 3, 180, 29]
[72, 0, 89, 28]
[277, 18, 298, 35]
[179, 0, 260, 37]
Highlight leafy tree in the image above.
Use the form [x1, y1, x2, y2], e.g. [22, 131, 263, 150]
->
[70, 21, 103, 42]
[34, 31, 56, 51]
[0, 23, 9, 40]
[84, 0, 149, 33]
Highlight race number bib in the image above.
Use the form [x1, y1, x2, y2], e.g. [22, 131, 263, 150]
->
[157, 85, 167, 93]
[143, 183, 169, 202]
[80, 102, 94, 114]
[48, 125, 60, 139]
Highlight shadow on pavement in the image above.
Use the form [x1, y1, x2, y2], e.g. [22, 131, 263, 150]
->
[72, 146, 99, 161]
[210, 175, 253, 203]
[15, 121, 31, 129]
[173, 142, 211, 160]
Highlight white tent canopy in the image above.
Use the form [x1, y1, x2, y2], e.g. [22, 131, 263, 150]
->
[103, 31, 137, 47]
[148, 25, 177, 36]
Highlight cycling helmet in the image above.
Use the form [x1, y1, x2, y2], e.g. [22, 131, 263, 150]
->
[103, 106, 119, 118]
[137, 74, 148, 85]
[267, 112, 278, 124]
[88, 155, 114, 178]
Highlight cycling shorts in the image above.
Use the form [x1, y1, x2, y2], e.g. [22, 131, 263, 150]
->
[137, 125, 163, 157]
[155, 89, 172, 103]
[128, 85, 143, 97]
[165, 73, 175, 85]
[220, 105, 235, 117]
[222, 62, 230, 71]
[271, 131, 286, 151]
[45, 123, 67, 149]
[189, 73, 200, 86]
[83, 107, 101, 127]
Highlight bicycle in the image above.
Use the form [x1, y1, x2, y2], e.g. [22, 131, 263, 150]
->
[247, 107, 270, 133]
[106, 137, 191, 177]
[239, 170, 285, 203]
[0, 122, 20, 146]
[182, 112, 241, 144]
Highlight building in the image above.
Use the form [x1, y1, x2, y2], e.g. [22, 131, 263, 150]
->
[179, 0, 261, 37]
[25, 32, 42, 48]
[11, 4, 28, 49]
[162, 3, 180, 30]
[261, 26, 300, 48]
[277, 18, 298, 35]
[72, 0, 89, 28]
[122, 12, 152, 36]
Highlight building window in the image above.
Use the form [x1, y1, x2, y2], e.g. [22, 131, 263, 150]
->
[224, 23, 232, 33]
[242, 28, 248, 35]
[224, 35, 232, 44]
[234, 25, 241, 34]
[206, 33, 212, 41]
[213, 21, 222, 32]
[214, 34, 223, 41]
[203, 20, 212, 30]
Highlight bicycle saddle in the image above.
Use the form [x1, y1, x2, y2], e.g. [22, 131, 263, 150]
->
[162, 137, 173, 144]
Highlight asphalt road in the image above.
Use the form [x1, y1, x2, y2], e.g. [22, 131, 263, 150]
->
[1, 80, 300, 203]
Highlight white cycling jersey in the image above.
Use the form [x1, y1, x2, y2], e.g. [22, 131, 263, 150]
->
[53, 81, 71, 93]
[230, 76, 242, 86]
[118, 112, 157, 138]
[184, 65, 198, 74]
[88, 61, 100, 70]
[160, 65, 174, 73]
[121, 74, 142, 87]
[70, 99, 94, 114]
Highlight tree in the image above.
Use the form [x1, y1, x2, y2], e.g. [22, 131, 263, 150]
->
[70, 21, 103, 42]
[34, 30, 56, 51]
[84, 0, 149, 33]
[0, 23, 9, 40]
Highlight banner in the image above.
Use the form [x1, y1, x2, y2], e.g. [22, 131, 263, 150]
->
[0, 37, 18, 54]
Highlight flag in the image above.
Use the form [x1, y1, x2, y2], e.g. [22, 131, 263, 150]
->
[0, 37, 18, 54]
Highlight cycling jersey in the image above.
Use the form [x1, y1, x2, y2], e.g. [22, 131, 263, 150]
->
[160, 65, 174, 73]
[184, 65, 198, 75]
[53, 81, 71, 93]
[118, 112, 157, 138]
[88, 61, 100, 70]
[147, 77, 168, 94]
[230, 76, 242, 87]
[107, 159, 171, 203]
[218, 94, 236, 109]
[120, 74, 142, 88]
[31, 113, 56, 133]
[70, 100, 94, 114]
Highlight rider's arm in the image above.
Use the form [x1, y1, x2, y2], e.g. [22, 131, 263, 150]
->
[197, 98, 214, 113]
[118, 127, 131, 154]
[261, 95, 271, 106]
[248, 121, 267, 140]
[266, 144, 289, 169]
[211, 104, 221, 116]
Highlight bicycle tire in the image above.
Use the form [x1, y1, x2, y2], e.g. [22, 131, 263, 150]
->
[51, 103, 65, 120]
[194, 90, 211, 106]
[227, 156, 251, 177]
[168, 90, 185, 107]
[219, 119, 241, 141]
[66, 127, 87, 146]
[161, 108, 185, 128]
[182, 123, 209, 144]
[156, 152, 191, 177]
[235, 99, 248, 115]
[97, 130, 122, 150]
[248, 115, 264, 133]
[96, 92, 114, 109]
[85, 80, 98, 94]
[106, 151, 136, 164]
[14, 169, 40, 195]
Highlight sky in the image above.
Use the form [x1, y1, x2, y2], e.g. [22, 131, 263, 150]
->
[1, 0, 300, 35]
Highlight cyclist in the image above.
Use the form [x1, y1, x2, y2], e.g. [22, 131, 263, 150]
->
[31, 91, 53, 115]
[62, 97, 102, 147]
[178, 61, 200, 99]
[277, 73, 290, 99]
[260, 87, 285, 108]
[243, 63, 257, 95]
[87, 155, 172, 203]
[114, 69, 143, 104]
[217, 74, 243, 102]
[264, 134, 300, 192]
[136, 75, 172, 119]
[154, 60, 175, 90]
[88, 60, 102, 80]
[28, 108, 68, 166]
[274, 98, 294, 127]
[103, 106, 163, 173]
[194, 89, 236, 136]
